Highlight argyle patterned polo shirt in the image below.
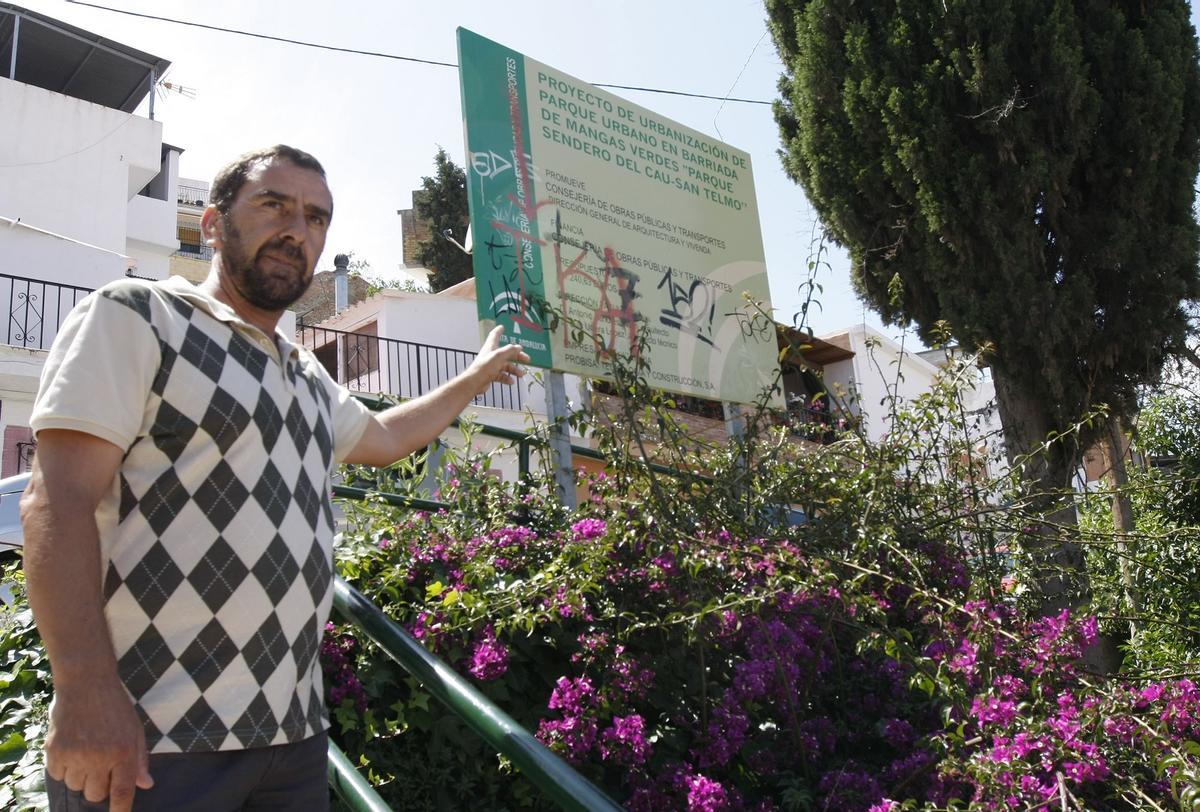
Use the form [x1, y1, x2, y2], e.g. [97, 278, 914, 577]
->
[31, 277, 371, 753]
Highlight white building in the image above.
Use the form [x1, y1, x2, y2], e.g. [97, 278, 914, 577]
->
[304, 276, 590, 484]
[0, 3, 179, 475]
[818, 324, 944, 443]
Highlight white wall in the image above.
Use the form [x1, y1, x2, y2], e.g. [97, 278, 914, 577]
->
[820, 325, 941, 443]
[324, 289, 590, 425]
[0, 76, 167, 289]
[126, 148, 182, 280]
[0, 75, 177, 471]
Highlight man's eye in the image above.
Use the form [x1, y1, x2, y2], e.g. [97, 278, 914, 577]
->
[309, 215, 327, 228]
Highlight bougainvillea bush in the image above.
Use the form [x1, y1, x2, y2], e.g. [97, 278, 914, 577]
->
[323, 359, 1200, 811]
[1, 358, 1197, 810]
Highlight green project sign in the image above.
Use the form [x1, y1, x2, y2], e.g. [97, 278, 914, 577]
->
[458, 28, 780, 406]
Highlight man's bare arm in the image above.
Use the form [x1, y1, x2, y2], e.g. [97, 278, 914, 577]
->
[344, 325, 531, 467]
[21, 429, 153, 811]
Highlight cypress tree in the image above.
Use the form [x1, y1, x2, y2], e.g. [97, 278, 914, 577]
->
[769, 1, 1200, 605]
[414, 148, 472, 292]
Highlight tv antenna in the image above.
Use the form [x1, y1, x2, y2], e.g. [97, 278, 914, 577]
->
[156, 71, 197, 102]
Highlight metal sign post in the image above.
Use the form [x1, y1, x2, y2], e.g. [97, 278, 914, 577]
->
[546, 371, 577, 510]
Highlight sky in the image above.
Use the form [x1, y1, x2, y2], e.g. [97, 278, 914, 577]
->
[16, 0, 1200, 345]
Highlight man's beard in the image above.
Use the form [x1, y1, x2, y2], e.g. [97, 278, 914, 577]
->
[219, 219, 312, 311]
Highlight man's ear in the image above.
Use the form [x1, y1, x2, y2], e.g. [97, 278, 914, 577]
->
[200, 206, 223, 248]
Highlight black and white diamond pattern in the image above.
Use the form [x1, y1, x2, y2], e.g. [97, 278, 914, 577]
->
[121, 541, 185, 619]
[252, 534, 301, 605]
[151, 338, 178, 398]
[227, 330, 268, 380]
[192, 460, 251, 532]
[305, 682, 325, 736]
[252, 461, 291, 527]
[186, 537, 249, 613]
[136, 468, 191, 537]
[200, 389, 253, 455]
[290, 611, 320, 676]
[232, 691, 278, 750]
[118, 625, 175, 699]
[150, 401, 198, 463]
[300, 540, 331, 606]
[285, 400, 313, 457]
[280, 693, 307, 742]
[169, 697, 229, 752]
[242, 612, 290, 685]
[179, 618, 239, 692]
[293, 470, 322, 532]
[168, 292, 195, 321]
[313, 418, 332, 468]
[253, 390, 285, 453]
[179, 323, 227, 384]
[101, 282, 152, 323]
[89, 281, 352, 754]
[137, 705, 164, 752]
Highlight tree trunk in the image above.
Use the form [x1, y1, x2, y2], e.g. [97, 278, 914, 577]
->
[992, 369, 1090, 612]
[1105, 415, 1140, 642]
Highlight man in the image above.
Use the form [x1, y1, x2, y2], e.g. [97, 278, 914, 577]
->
[20, 145, 529, 811]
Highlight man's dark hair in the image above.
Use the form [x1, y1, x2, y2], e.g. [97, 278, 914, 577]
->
[210, 145, 327, 214]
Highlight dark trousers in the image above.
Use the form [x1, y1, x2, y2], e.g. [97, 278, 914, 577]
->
[46, 731, 330, 812]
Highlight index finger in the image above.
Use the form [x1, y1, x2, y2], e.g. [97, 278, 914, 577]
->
[484, 324, 506, 350]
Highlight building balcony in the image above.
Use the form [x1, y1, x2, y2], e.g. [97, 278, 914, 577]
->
[126, 193, 178, 255]
[297, 324, 523, 412]
[176, 183, 210, 208]
[0, 273, 92, 351]
[173, 244, 214, 261]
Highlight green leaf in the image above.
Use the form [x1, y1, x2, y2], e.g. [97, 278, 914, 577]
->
[0, 732, 27, 765]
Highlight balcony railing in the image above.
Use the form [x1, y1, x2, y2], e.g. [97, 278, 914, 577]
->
[784, 401, 842, 444]
[297, 324, 523, 411]
[174, 244, 214, 261]
[0, 274, 92, 351]
[0, 278, 527, 418]
[176, 183, 210, 207]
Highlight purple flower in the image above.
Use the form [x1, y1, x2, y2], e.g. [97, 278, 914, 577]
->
[548, 676, 596, 715]
[571, 518, 607, 541]
[467, 626, 509, 681]
[1063, 758, 1109, 783]
[536, 716, 598, 764]
[971, 696, 1018, 728]
[1077, 616, 1099, 646]
[948, 639, 979, 677]
[993, 674, 1027, 700]
[881, 718, 915, 749]
[599, 714, 651, 767]
[685, 774, 729, 812]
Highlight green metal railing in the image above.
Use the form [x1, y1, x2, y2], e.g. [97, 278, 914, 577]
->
[330, 576, 622, 812]
[326, 405, 625, 811]
[327, 737, 391, 811]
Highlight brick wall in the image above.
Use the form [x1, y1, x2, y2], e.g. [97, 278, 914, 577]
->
[399, 189, 433, 268]
[292, 271, 373, 327]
